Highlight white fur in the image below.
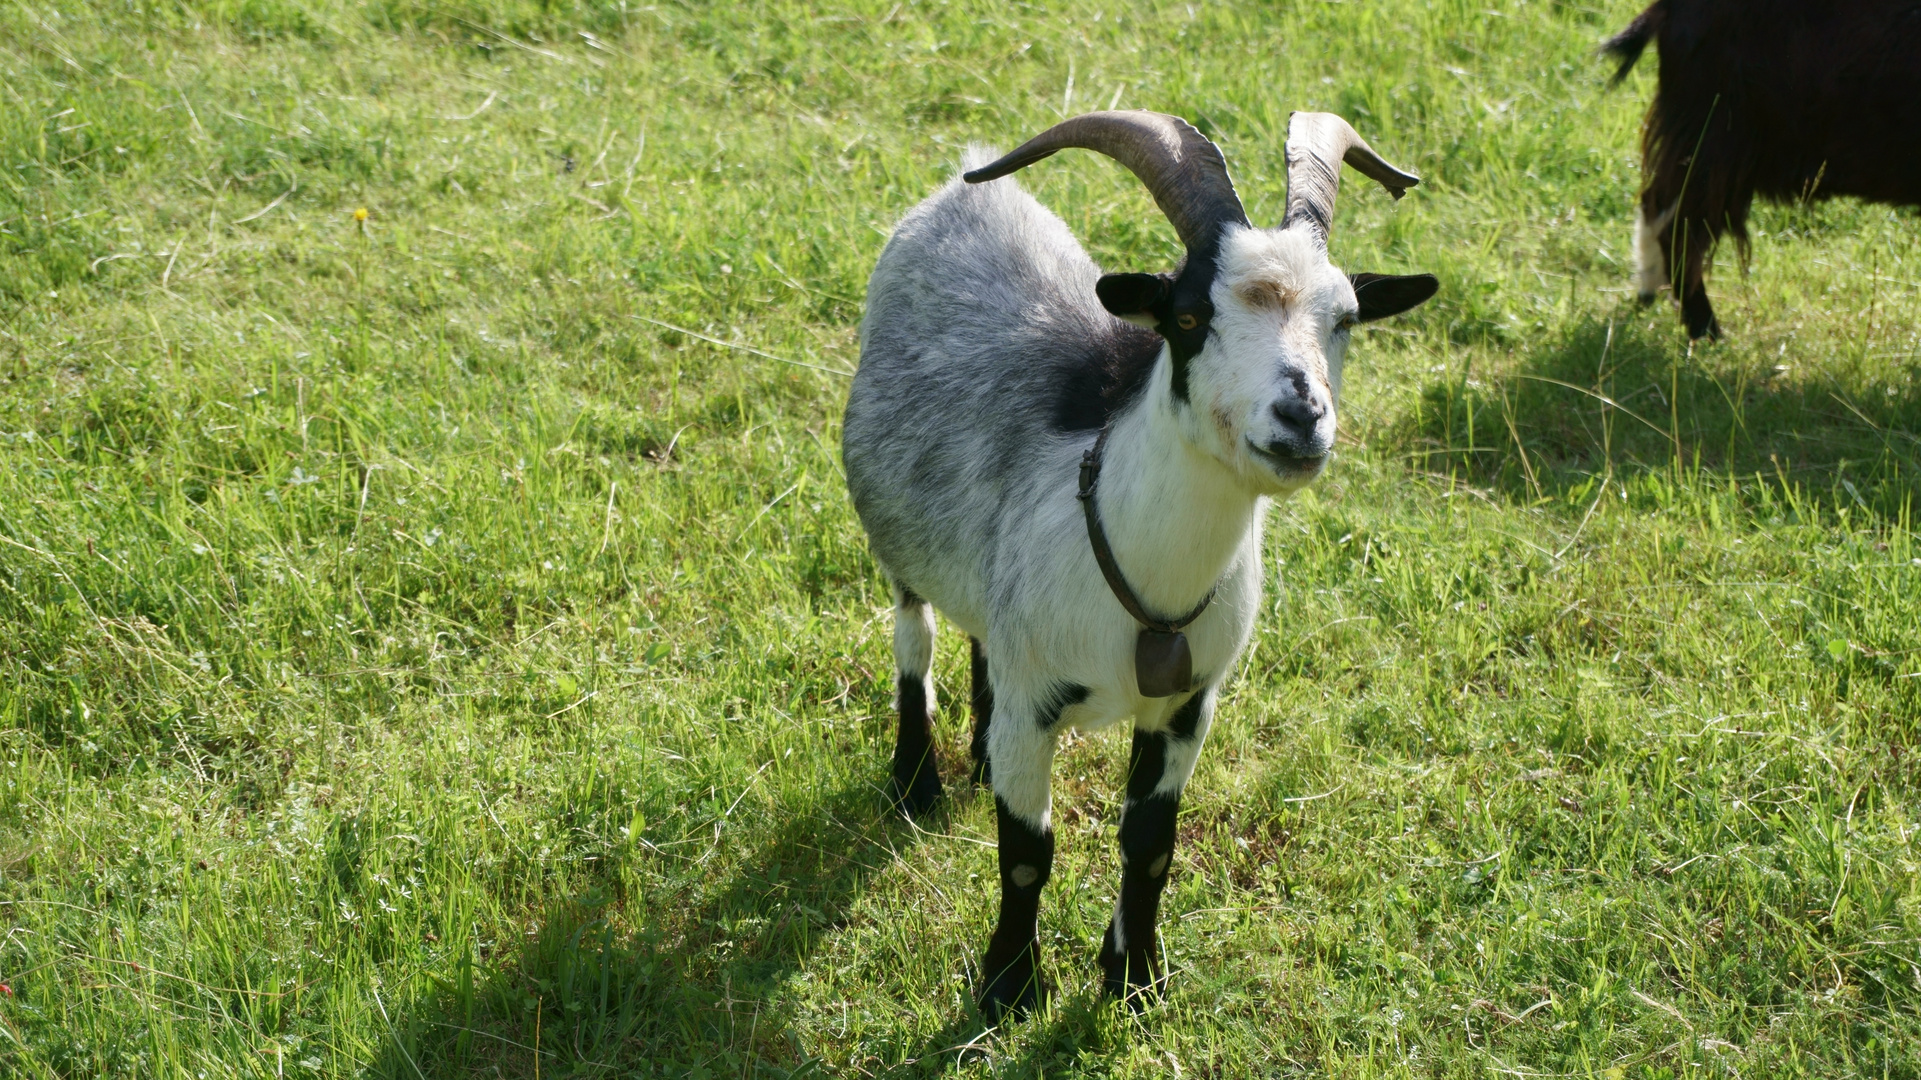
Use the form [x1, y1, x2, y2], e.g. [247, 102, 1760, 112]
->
[1206, 225, 1357, 486]
[892, 591, 937, 724]
[1633, 203, 1672, 300]
[1138, 691, 1215, 800]
[892, 592, 936, 676]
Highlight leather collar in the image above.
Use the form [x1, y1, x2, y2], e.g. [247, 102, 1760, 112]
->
[1076, 424, 1217, 633]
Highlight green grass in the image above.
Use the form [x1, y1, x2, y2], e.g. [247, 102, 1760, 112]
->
[3, 0, 1921, 1075]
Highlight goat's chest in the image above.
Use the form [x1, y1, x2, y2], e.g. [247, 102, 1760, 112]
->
[1035, 559, 1261, 734]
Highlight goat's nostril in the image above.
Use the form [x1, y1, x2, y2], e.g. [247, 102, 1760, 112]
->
[1270, 397, 1324, 432]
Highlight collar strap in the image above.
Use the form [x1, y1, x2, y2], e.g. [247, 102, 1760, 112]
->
[1076, 424, 1216, 633]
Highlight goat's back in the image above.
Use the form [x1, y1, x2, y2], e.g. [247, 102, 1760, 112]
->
[1626, 0, 1921, 220]
[843, 158, 1161, 620]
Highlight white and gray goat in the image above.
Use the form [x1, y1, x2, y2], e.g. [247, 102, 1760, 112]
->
[842, 110, 1437, 1019]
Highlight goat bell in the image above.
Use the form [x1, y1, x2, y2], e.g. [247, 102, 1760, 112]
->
[1135, 629, 1193, 698]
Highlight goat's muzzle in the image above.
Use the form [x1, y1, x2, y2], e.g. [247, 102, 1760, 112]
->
[1248, 439, 1328, 482]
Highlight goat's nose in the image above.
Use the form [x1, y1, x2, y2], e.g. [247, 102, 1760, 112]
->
[1270, 395, 1326, 439]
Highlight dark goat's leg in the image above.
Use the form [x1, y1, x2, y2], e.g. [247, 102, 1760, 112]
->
[979, 794, 1053, 1021]
[1100, 688, 1214, 1008]
[1681, 283, 1721, 341]
[890, 587, 943, 816]
[969, 637, 993, 785]
[977, 704, 1057, 1022]
[1679, 224, 1721, 340]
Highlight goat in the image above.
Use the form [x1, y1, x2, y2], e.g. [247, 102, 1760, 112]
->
[842, 110, 1437, 1019]
[1606, 0, 1921, 339]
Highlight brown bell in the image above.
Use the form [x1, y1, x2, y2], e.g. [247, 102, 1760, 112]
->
[1135, 629, 1192, 698]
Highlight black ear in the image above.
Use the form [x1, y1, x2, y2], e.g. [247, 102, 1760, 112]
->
[1350, 272, 1439, 323]
[1096, 272, 1172, 324]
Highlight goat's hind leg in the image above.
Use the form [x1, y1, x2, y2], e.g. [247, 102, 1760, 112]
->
[889, 585, 943, 817]
[1679, 273, 1721, 341]
[1101, 687, 1215, 1009]
[1636, 194, 1722, 339]
[1664, 207, 1723, 341]
[968, 637, 993, 785]
[1632, 201, 1673, 304]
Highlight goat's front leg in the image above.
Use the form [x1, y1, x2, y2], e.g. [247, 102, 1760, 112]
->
[1101, 687, 1214, 1008]
[977, 703, 1056, 1022]
[889, 586, 942, 816]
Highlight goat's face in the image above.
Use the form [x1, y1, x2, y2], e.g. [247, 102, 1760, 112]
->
[1195, 227, 1353, 494]
[1099, 226, 1436, 495]
[1111, 226, 1433, 495]
[976, 109, 1436, 491]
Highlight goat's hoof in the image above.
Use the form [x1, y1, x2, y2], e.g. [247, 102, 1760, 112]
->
[1635, 290, 1657, 307]
[1680, 292, 1720, 341]
[977, 942, 1047, 1023]
[1098, 924, 1165, 1011]
[889, 768, 943, 818]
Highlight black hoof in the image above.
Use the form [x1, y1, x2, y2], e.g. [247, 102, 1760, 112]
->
[977, 941, 1047, 1023]
[1635, 290, 1658, 307]
[1685, 316, 1723, 341]
[889, 763, 943, 818]
[1098, 924, 1165, 1012]
[1681, 289, 1720, 341]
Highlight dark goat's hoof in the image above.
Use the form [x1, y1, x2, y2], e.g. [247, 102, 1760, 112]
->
[977, 941, 1048, 1023]
[1681, 291, 1721, 341]
[1098, 924, 1166, 1012]
[889, 767, 943, 819]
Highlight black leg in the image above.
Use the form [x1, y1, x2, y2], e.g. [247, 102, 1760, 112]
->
[969, 637, 993, 785]
[890, 591, 942, 817]
[1681, 281, 1721, 341]
[1099, 691, 1208, 1008]
[1669, 215, 1722, 341]
[978, 794, 1053, 1022]
[891, 672, 942, 816]
[1099, 731, 1178, 1006]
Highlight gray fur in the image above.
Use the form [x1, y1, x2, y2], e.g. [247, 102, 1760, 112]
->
[847, 153, 1149, 637]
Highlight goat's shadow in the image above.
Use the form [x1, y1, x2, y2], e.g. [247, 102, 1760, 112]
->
[365, 765, 965, 1077]
[1394, 308, 1921, 517]
[878, 991, 1150, 1079]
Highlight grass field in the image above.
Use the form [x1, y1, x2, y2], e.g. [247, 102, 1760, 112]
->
[4, 0, 1921, 1075]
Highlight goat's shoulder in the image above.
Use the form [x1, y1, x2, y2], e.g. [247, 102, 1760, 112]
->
[858, 165, 1167, 434]
[1046, 321, 1163, 433]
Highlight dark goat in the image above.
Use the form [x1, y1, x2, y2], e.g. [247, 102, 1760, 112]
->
[1606, 0, 1921, 339]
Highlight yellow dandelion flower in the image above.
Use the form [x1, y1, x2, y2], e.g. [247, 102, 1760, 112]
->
[353, 207, 368, 222]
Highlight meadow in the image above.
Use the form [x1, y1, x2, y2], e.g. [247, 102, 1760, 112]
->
[3, 0, 1921, 1075]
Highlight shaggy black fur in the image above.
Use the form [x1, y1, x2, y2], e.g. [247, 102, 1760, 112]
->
[1607, 0, 1921, 338]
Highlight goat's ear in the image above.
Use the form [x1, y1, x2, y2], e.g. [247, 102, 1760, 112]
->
[1350, 272, 1439, 322]
[1097, 272, 1172, 329]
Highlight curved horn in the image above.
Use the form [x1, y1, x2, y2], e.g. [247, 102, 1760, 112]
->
[1282, 112, 1420, 243]
[963, 110, 1249, 255]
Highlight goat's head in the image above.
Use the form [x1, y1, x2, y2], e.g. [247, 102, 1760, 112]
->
[966, 111, 1437, 493]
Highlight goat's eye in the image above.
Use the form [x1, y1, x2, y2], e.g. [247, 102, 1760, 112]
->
[1336, 314, 1358, 332]
[1175, 313, 1199, 331]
